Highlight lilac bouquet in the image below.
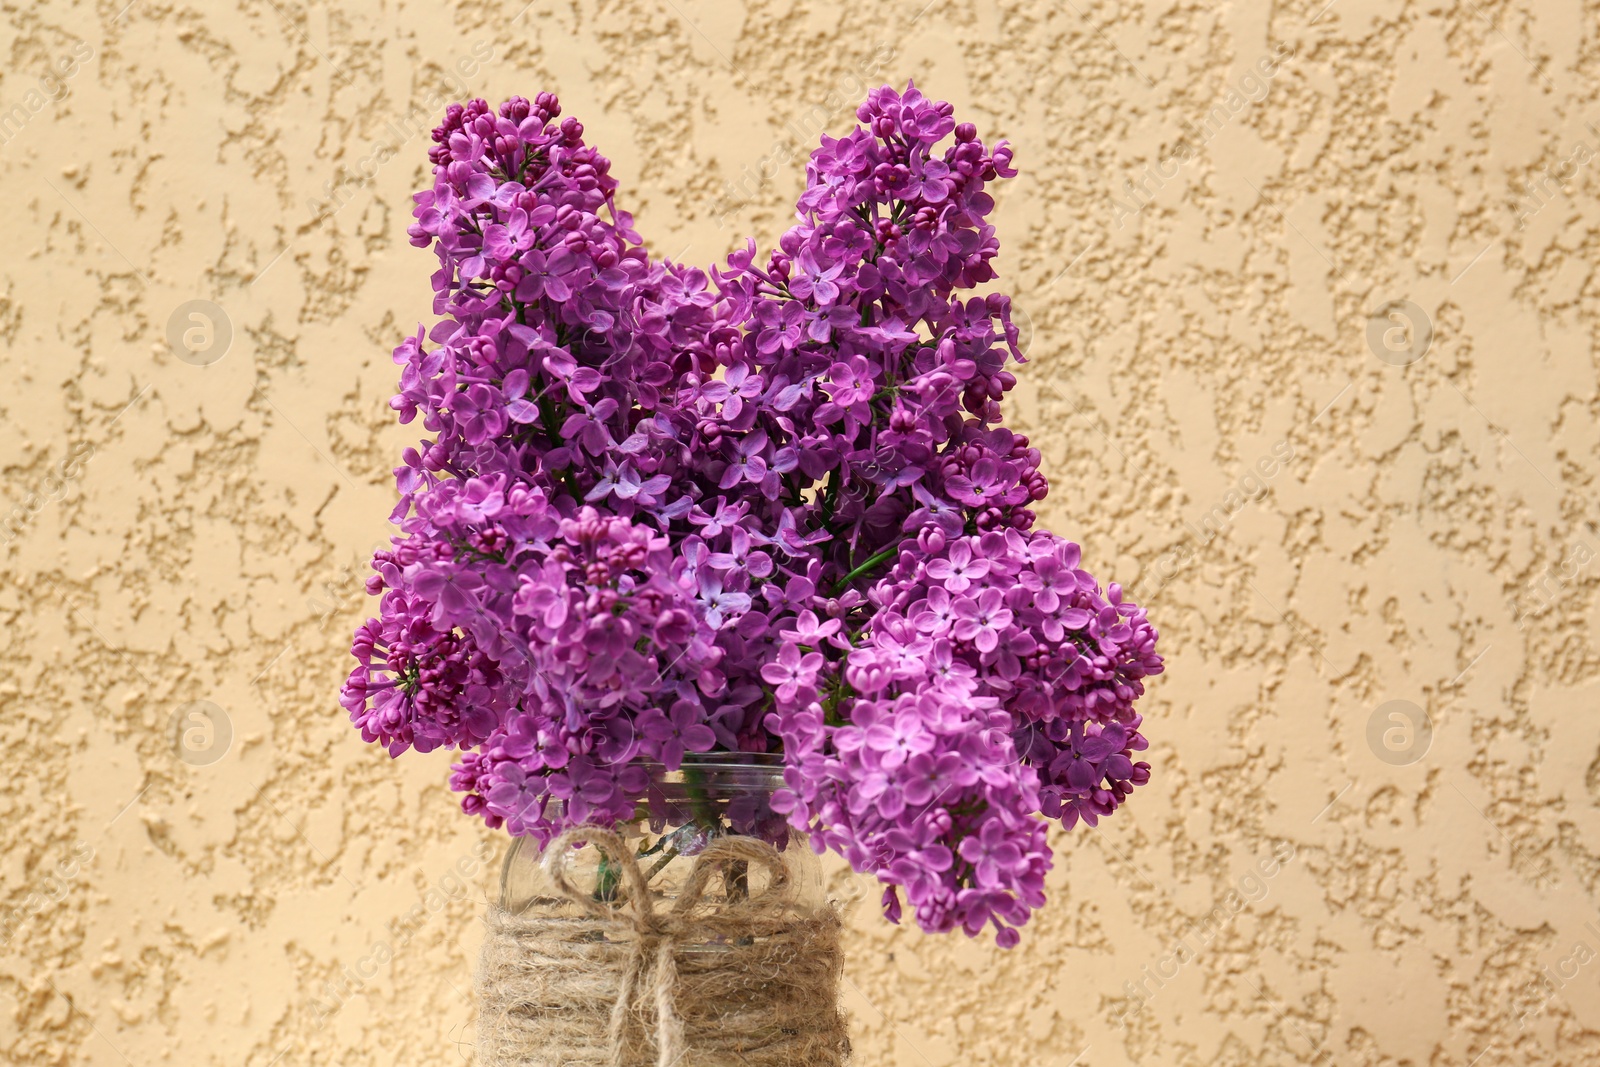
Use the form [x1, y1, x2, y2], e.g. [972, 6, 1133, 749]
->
[341, 84, 1162, 946]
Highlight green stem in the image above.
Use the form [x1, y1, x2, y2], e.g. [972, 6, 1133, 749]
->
[642, 845, 681, 883]
[679, 764, 746, 900]
[835, 544, 900, 591]
[681, 763, 721, 831]
[820, 472, 841, 525]
[594, 852, 620, 903]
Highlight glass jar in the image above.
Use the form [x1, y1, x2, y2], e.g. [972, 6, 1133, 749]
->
[479, 753, 849, 1067]
[498, 752, 826, 918]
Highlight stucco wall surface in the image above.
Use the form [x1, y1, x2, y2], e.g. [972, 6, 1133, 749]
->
[3, 0, 1599, 1064]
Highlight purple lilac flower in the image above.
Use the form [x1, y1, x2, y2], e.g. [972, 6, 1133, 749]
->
[343, 84, 1163, 946]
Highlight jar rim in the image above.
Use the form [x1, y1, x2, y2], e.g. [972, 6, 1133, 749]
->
[640, 751, 786, 770]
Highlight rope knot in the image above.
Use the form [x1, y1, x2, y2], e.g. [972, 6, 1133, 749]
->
[542, 826, 793, 1067]
[634, 912, 673, 940]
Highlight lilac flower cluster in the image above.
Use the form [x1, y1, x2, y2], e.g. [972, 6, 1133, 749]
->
[765, 528, 1159, 944]
[342, 84, 1163, 945]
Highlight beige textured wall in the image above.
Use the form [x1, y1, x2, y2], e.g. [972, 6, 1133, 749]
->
[3, 0, 1599, 1064]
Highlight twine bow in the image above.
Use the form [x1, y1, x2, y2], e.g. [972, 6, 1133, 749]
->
[541, 826, 794, 1067]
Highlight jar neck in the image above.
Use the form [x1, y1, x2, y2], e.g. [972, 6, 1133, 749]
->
[497, 753, 811, 915]
[630, 753, 786, 837]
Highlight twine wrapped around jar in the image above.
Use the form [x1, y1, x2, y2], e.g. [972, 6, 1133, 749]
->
[476, 827, 851, 1067]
